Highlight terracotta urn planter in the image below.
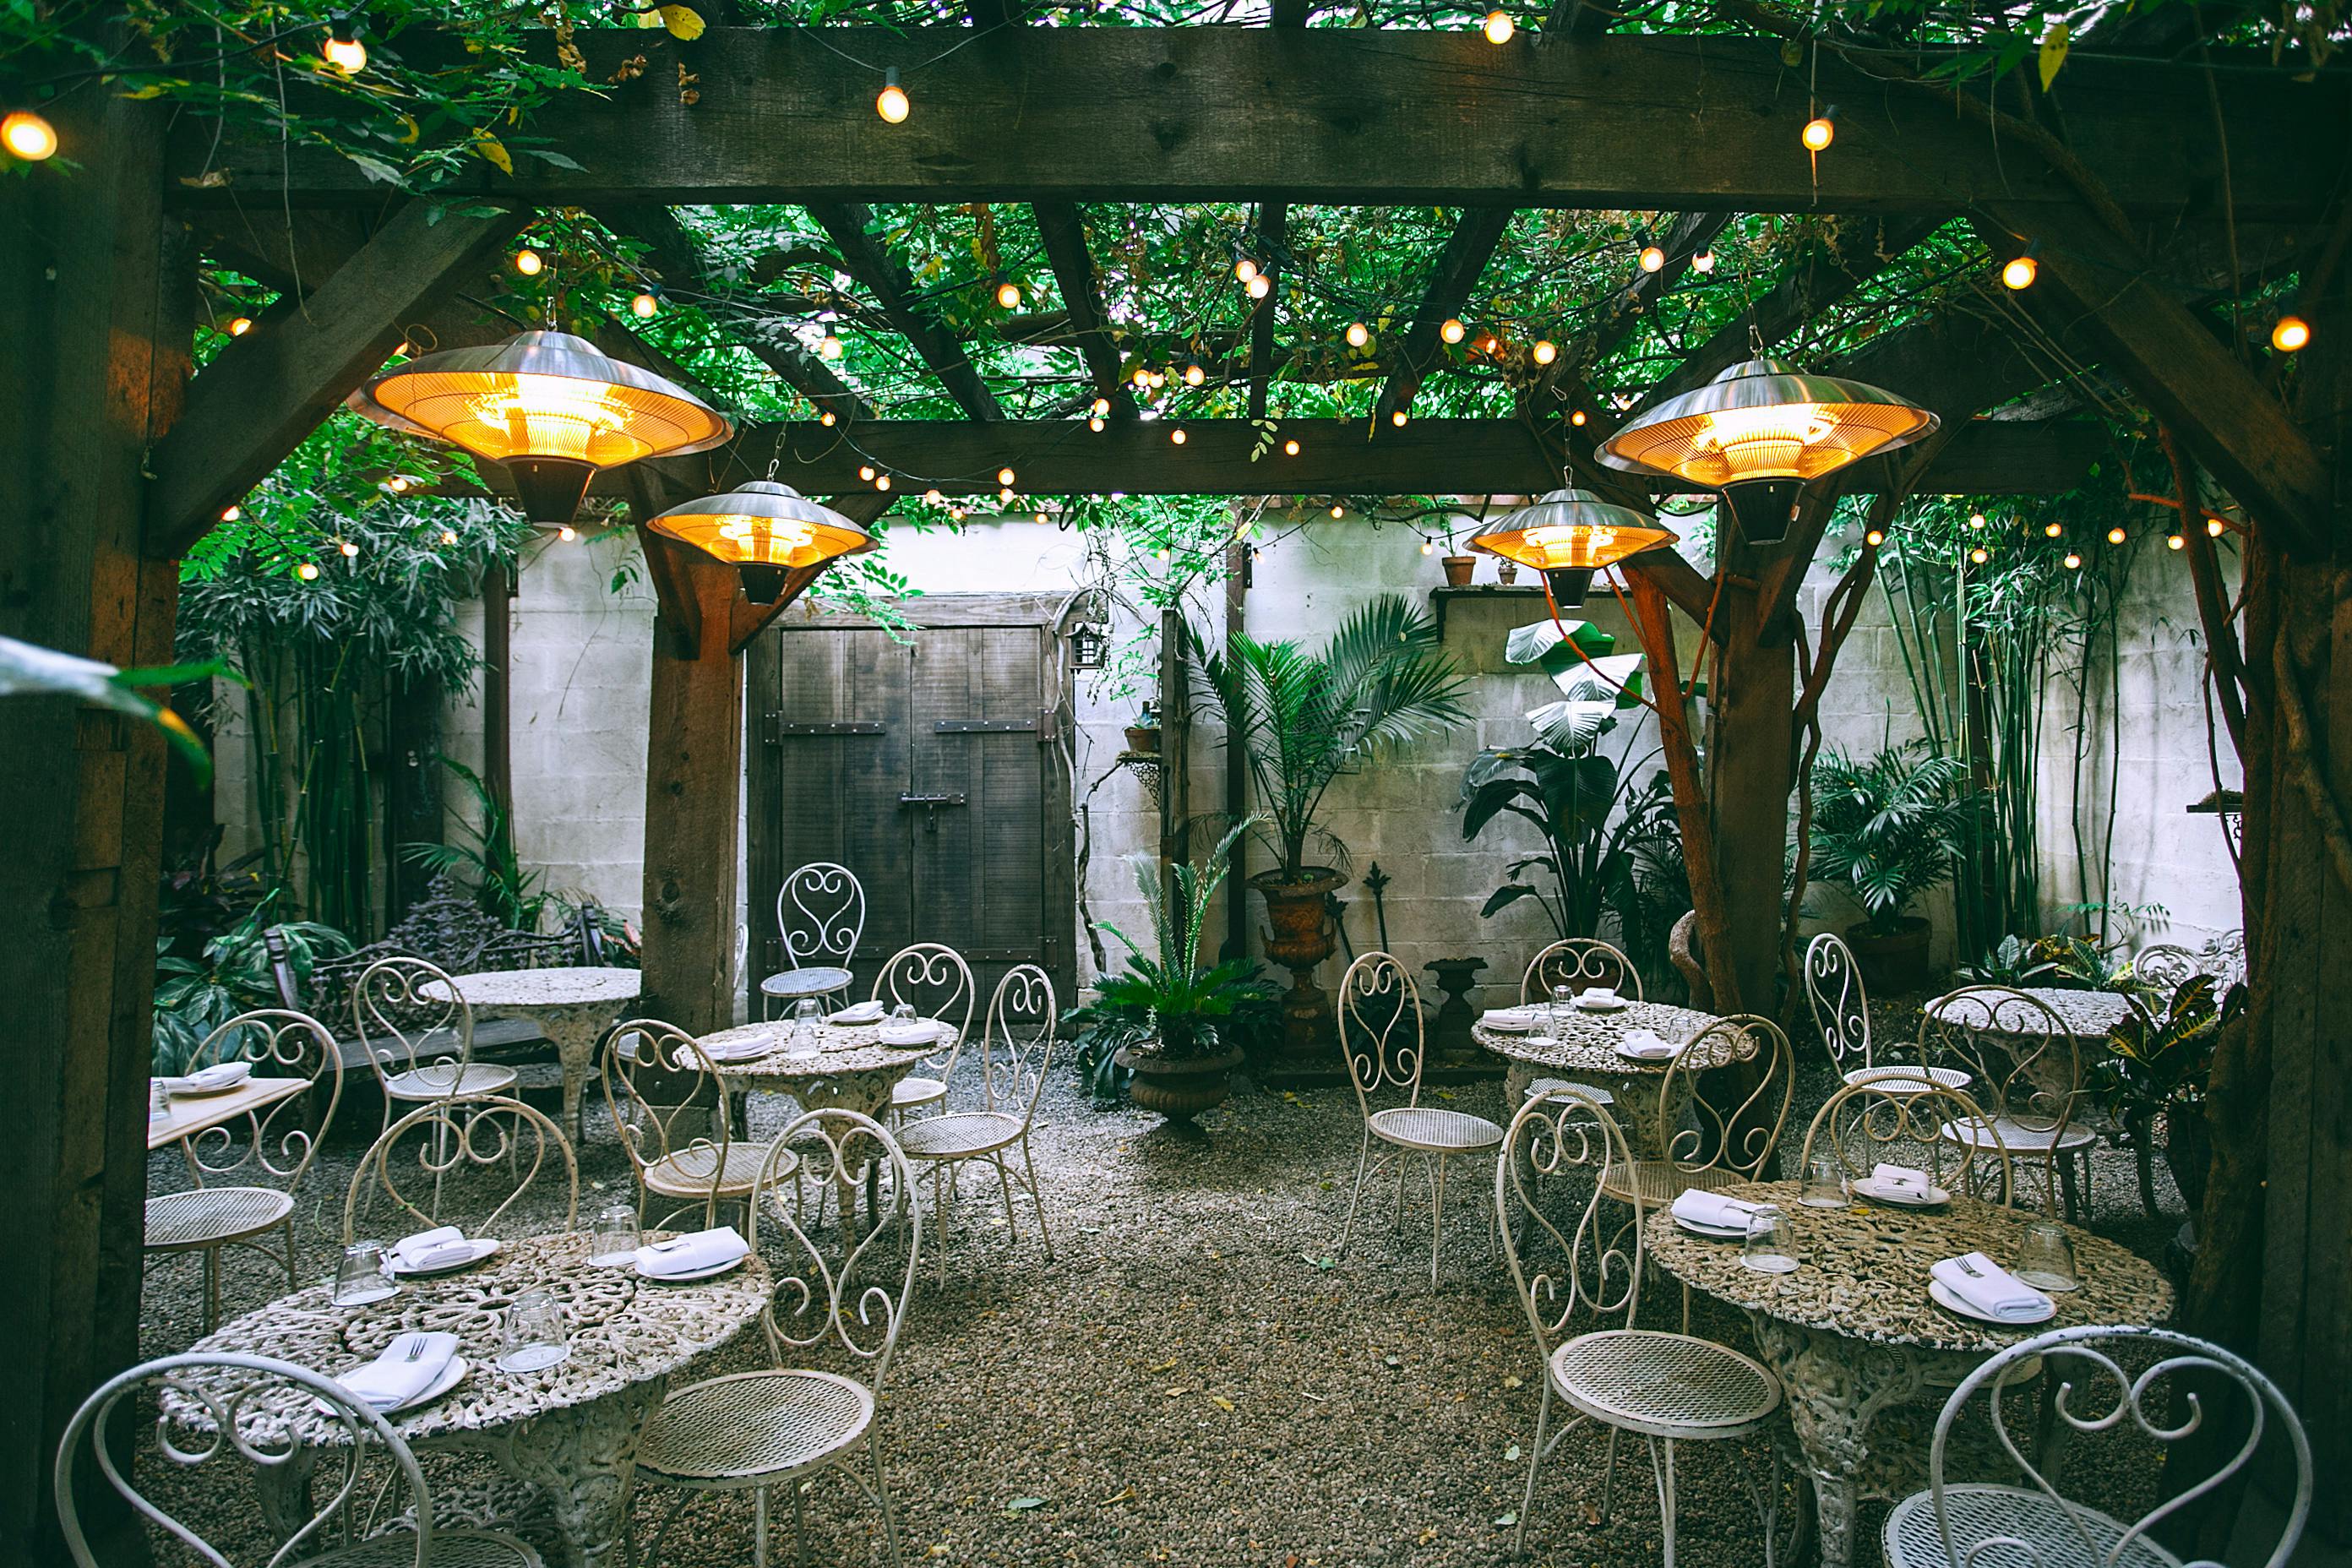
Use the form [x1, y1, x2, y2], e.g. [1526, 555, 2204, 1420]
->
[1440, 554, 1478, 587]
[1847, 915, 1932, 994]
[1116, 1046, 1243, 1121]
[1252, 868, 1346, 1075]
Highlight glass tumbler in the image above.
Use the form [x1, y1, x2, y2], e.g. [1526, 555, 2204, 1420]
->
[588, 1202, 641, 1268]
[496, 1288, 571, 1373]
[332, 1240, 400, 1307]
[1799, 1156, 1849, 1209]
[786, 998, 822, 1059]
[2013, 1218, 2080, 1292]
[1739, 1205, 1799, 1274]
[1549, 983, 1575, 1039]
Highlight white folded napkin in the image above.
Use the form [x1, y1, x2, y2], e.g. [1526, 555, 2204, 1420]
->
[879, 1020, 943, 1045]
[828, 1001, 887, 1025]
[697, 1035, 772, 1063]
[635, 1225, 749, 1278]
[1480, 1007, 1538, 1028]
[389, 1226, 469, 1271]
[1617, 1028, 1674, 1059]
[1671, 1190, 1769, 1231]
[337, 1331, 460, 1410]
[167, 1061, 253, 1092]
[1573, 987, 1623, 1009]
[1870, 1162, 1931, 1195]
[1931, 1251, 2053, 1322]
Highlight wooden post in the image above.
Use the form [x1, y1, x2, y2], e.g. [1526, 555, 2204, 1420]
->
[482, 559, 514, 819]
[0, 87, 184, 1568]
[385, 674, 446, 923]
[1703, 569, 1798, 1014]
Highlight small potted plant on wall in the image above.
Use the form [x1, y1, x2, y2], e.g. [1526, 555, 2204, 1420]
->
[1439, 525, 1478, 587]
[1124, 698, 1161, 755]
[1807, 740, 1974, 991]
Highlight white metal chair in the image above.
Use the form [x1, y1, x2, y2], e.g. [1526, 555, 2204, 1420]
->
[873, 942, 977, 1119]
[896, 963, 1056, 1281]
[351, 956, 516, 1137]
[603, 1016, 791, 1231]
[1495, 1088, 1783, 1564]
[2132, 940, 2204, 992]
[1602, 1013, 1795, 1210]
[760, 862, 866, 1021]
[56, 1349, 541, 1566]
[1335, 952, 1505, 1285]
[341, 1093, 579, 1243]
[1882, 1326, 2311, 1568]
[1798, 1078, 2014, 1203]
[1921, 985, 2098, 1218]
[1804, 932, 1970, 1094]
[634, 1108, 918, 1568]
[146, 1008, 346, 1332]
[1516, 936, 1645, 1109]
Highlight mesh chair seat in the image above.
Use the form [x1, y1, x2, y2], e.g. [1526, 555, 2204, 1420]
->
[1598, 1158, 1740, 1207]
[298, 1529, 543, 1568]
[639, 1369, 874, 1486]
[759, 966, 853, 1000]
[890, 1075, 947, 1111]
[1524, 1076, 1614, 1107]
[896, 1111, 1022, 1161]
[1941, 1115, 2098, 1153]
[144, 1187, 294, 1251]
[1550, 1329, 1780, 1440]
[1843, 1062, 1971, 1094]
[643, 1143, 783, 1201]
[1882, 1484, 2183, 1568]
[1369, 1106, 1505, 1153]
[384, 1064, 518, 1102]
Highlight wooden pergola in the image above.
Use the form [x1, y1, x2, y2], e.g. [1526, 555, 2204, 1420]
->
[3, 8, 2348, 1562]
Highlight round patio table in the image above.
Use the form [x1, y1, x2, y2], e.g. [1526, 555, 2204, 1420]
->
[424, 966, 642, 1141]
[1472, 999, 1716, 1158]
[177, 1230, 768, 1566]
[1921, 984, 2132, 1039]
[1645, 1179, 2172, 1568]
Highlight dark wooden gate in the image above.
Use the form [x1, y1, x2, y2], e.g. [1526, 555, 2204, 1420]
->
[745, 593, 1075, 1012]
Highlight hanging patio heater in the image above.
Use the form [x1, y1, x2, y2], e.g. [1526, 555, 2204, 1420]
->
[1594, 357, 1936, 547]
[354, 329, 733, 526]
[1468, 486, 1678, 609]
[644, 479, 878, 603]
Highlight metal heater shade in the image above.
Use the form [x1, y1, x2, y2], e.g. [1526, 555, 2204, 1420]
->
[1469, 487, 1679, 577]
[645, 480, 877, 583]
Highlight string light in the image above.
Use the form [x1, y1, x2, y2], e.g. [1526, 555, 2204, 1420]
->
[1034, 509, 1048, 524]
[999, 486, 1015, 504]
[1132, 367, 1153, 390]
[1088, 416, 1106, 432]
[513, 248, 543, 276]
[1419, 539, 1434, 555]
[1865, 529, 1885, 547]
[1692, 248, 1717, 274]
[1233, 258, 1259, 284]
[1346, 322, 1370, 349]
[2207, 517, 2227, 537]
[227, 316, 254, 337]
[876, 67, 909, 124]
[997, 467, 1017, 487]
[1184, 361, 1206, 387]
[1391, 408, 1409, 427]
[1330, 504, 1344, 518]
[1156, 547, 1170, 561]
[1246, 274, 1272, 300]
[323, 20, 367, 74]
[1801, 106, 1838, 151]
[2272, 314, 2311, 353]
[220, 505, 242, 522]
[923, 488, 945, 504]
[2, 109, 58, 161]
[1439, 318, 1466, 345]
[440, 529, 459, 545]
[2107, 525, 2127, 545]
[1170, 427, 1187, 445]
[2166, 532, 2185, 551]
[297, 562, 320, 581]
[819, 331, 844, 360]
[629, 290, 659, 318]
[558, 524, 577, 542]
[1637, 239, 1665, 273]
[2001, 246, 2039, 291]
[1482, 9, 1515, 44]
[384, 475, 411, 493]
[1283, 438, 1301, 455]
[875, 474, 891, 491]
[1532, 339, 1557, 366]
[1969, 546, 1989, 564]
[2044, 521, 2062, 537]
[858, 465, 875, 482]
[1968, 511, 1986, 530]
[995, 279, 1023, 309]
[2063, 552, 2082, 569]
[1570, 409, 1587, 427]
[339, 538, 360, 558]
[819, 410, 837, 426]
[1091, 396, 1111, 416]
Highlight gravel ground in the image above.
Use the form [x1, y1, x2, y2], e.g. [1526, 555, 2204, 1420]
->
[131, 990, 2185, 1567]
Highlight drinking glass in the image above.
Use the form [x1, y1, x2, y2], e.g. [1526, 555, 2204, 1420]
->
[496, 1288, 571, 1373]
[332, 1241, 400, 1307]
[787, 999, 822, 1059]
[1799, 1156, 1848, 1209]
[1549, 983, 1575, 1039]
[2013, 1218, 2080, 1292]
[149, 1078, 171, 1122]
[1739, 1205, 1799, 1274]
[588, 1202, 641, 1268]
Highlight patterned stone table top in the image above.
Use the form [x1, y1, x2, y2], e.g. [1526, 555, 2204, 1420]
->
[693, 1019, 948, 1084]
[1922, 986, 2132, 1039]
[181, 1231, 767, 1446]
[423, 966, 643, 1010]
[1646, 1179, 2173, 1354]
[1472, 999, 1719, 1077]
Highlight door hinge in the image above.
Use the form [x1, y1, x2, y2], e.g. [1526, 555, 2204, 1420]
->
[768, 716, 885, 743]
[934, 718, 1037, 732]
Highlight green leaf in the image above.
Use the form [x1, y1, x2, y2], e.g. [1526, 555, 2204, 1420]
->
[341, 150, 405, 185]
[2038, 21, 2069, 90]
[524, 148, 586, 171]
[1004, 1497, 1046, 1512]
[659, 5, 707, 39]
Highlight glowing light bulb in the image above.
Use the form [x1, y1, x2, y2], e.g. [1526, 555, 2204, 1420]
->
[1133, 367, 1153, 389]
[1570, 409, 1587, 427]
[1801, 106, 1837, 151]
[1440, 318, 1466, 345]
[558, 524, 577, 542]
[1283, 438, 1300, 455]
[1531, 339, 1558, 366]
[440, 529, 459, 545]
[1091, 396, 1112, 417]
[1692, 248, 1717, 275]
[2, 109, 59, 161]
[2207, 517, 2226, 537]
[2064, 552, 2082, 569]
[1035, 510, 1048, 524]
[819, 410, 837, 426]
[630, 291, 659, 318]
[998, 467, 1017, 487]
[514, 248, 543, 276]
[1346, 322, 1369, 349]
[999, 487, 1015, 504]
[2044, 521, 2062, 537]
[1147, 370, 1166, 389]
[923, 488, 945, 504]
[340, 538, 360, 558]
[1184, 362, 1206, 387]
[1156, 547, 1170, 561]
[1638, 243, 1665, 273]
[385, 475, 410, 493]
[1246, 274, 1271, 300]
[1483, 9, 1515, 44]
[1088, 416, 1106, 432]
[1233, 258, 1259, 284]
[1391, 409, 1408, 427]
[1330, 505, 1344, 519]
[995, 280, 1023, 310]
[1969, 546, 1989, 564]
[858, 465, 875, 482]
[2002, 252, 2039, 291]
[875, 474, 891, 491]
[819, 332, 843, 360]
[297, 561, 320, 581]
[1865, 529, 1885, 547]
[228, 316, 253, 337]
[1171, 427, 1187, 445]
[2166, 533, 2185, 551]
[1420, 539, 1434, 555]
[876, 68, 910, 124]
[2107, 525, 2127, 545]
[323, 25, 367, 74]
[2273, 314, 2311, 353]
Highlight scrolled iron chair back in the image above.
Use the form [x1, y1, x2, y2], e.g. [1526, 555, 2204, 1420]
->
[2132, 941, 2203, 993]
[1337, 953, 1424, 1119]
[1920, 984, 2081, 1208]
[343, 1093, 578, 1242]
[56, 1350, 433, 1568]
[980, 963, 1057, 1120]
[351, 956, 475, 1092]
[601, 1016, 732, 1226]
[182, 1009, 345, 1193]
[870, 941, 977, 1074]
[1520, 937, 1643, 1004]
[2208, 928, 2247, 987]
[1802, 932, 1874, 1075]
[748, 1108, 919, 1399]
[1923, 1326, 2311, 1568]
[1796, 1079, 2012, 1200]
[1496, 1089, 1643, 1354]
[1658, 1014, 1794, 1184]
[779, 861, 866, 972]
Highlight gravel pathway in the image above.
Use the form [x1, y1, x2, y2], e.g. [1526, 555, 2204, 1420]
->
[130, 995, 2185, 1567]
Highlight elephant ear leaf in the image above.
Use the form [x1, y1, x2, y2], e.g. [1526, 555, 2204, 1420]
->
[1480, 884, 1543, 917]
[1505, 618, 1617, 677]
[0, 634, 222, 785]
[1526, 699, 1619, 753]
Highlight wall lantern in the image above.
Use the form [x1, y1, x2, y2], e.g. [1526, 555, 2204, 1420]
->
[356, 329, 732, 526]
[1068, 622, 1110, 670]
[1594, 356, 1936, 547]
[645, 479, 876, 603]
[1469, 485, 1677, 609]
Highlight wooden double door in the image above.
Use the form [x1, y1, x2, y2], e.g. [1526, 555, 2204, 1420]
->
[746, 594, 1075, 1012]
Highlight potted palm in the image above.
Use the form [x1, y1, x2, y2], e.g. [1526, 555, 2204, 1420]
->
[1807, 741, 1974, 991]
[1090, 821, 1276, 1121]
[1196, 595, 1470, 1067]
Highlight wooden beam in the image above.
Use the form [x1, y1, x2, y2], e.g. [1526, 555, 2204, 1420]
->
[1374, 209, 1513, 424]
[809, 202, 1004, 422]
[144, 200, 525, 558]
[168, 30, 2345, 221]
[1032, 202, 1134, 414]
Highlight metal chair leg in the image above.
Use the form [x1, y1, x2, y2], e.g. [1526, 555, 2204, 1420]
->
[870, 1427, 904, 1567]
[1021, 1136, 1054, 1261]
[1428, 1152, 1449, 1287]
[1515, 1380, 1554, 1555]
[1337, 1131, 1375, 1258]
[1650, 1435, 1680, 1568]
[989, 1152, 1019, 1241]
[1598, 1426, 1621, 1522]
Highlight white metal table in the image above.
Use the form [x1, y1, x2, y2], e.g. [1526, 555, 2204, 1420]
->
[425, 966, 642, 1140]
[1471, 999, 1718, 1157]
